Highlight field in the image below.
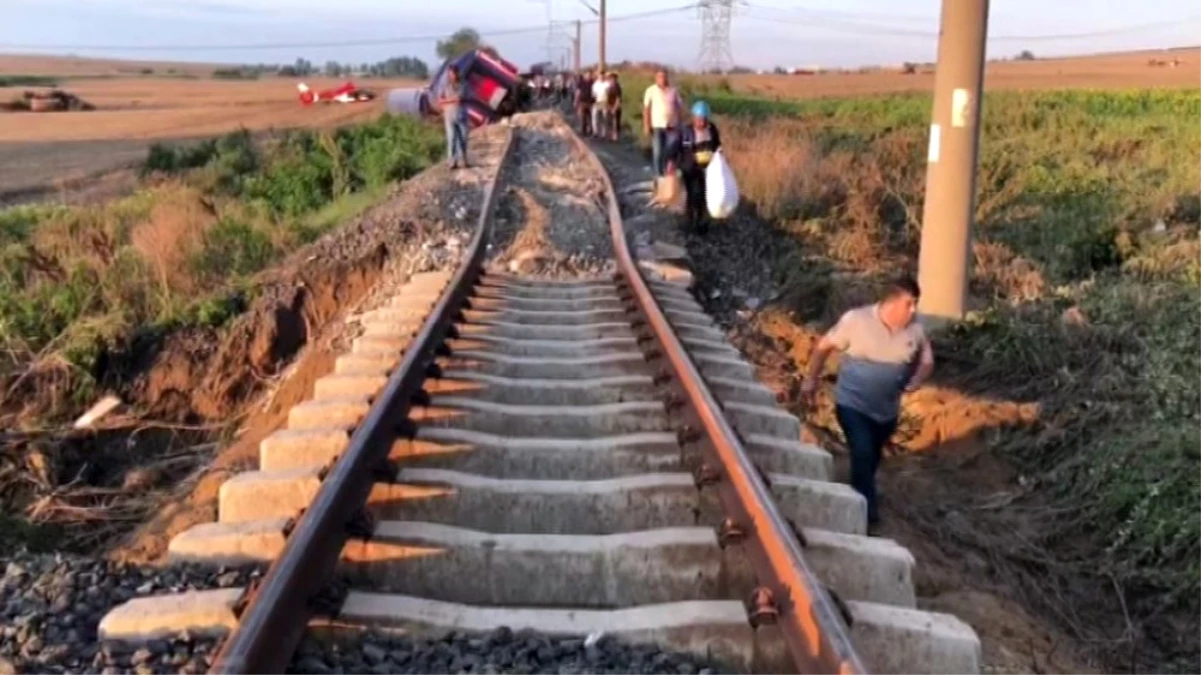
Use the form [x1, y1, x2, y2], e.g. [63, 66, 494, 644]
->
[616, 54, 1200, 671]
[0, 54, 422, 204]
[0, 47, 1198, 672]
[718, 47, 1199, 99]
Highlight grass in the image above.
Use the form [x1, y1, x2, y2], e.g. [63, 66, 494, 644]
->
[0, 75, 59, 87]
[0, 114, 443, 425]
[647, 82, 1200, 665]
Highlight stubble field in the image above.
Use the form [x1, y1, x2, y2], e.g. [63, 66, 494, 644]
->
[0, 54, 421, 204]
[719, 47, 1199, 98]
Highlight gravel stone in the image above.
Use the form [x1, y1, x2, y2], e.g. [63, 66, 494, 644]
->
[288, 630, 727, 675]
[0, 553, 262, 674]
[486, 112, 615, 280]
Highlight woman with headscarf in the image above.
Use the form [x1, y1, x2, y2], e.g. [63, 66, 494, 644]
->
[665, 100, 722, 233]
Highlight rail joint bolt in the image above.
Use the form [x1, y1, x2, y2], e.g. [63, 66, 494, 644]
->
[748, 587, 780, 628]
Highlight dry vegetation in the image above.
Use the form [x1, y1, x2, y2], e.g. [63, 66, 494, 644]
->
[632, 80, 1198, 672]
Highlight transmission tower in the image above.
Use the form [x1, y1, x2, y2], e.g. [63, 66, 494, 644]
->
[697, 0, 743, 73]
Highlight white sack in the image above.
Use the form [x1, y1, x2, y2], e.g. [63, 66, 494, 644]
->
[705, 149, 739, 219]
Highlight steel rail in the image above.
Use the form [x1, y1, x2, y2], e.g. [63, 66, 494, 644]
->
[571, 131, 868, 674]
[208, 127, 516, 674]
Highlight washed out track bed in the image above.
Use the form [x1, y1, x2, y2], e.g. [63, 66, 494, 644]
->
[89, 113, 981, 675]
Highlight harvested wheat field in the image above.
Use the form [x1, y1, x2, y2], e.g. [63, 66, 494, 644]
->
[0, 54, 422, 204]
[716, 47, 1200, 99]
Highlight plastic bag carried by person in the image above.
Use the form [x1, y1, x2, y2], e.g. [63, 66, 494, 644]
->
[705, 150, 739, 219]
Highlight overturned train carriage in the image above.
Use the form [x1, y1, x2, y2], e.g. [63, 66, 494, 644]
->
[385, 49, 528, 127]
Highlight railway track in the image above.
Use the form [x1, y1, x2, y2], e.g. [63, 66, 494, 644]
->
[97, 115, 981, 674]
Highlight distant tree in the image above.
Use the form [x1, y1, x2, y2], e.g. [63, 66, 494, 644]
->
[772, 66, 787, 75]
[324, 60, 343, 77]
[436, 27, 498, 61]
[1015, 50, 1036, 61]
[901, 62, 918, 74]
[291, 57, 314, 76]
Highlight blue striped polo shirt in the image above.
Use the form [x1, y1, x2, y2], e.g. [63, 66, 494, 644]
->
[827, 304, 925, 423]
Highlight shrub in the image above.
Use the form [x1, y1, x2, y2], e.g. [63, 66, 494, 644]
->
[191, 218, 277, 284]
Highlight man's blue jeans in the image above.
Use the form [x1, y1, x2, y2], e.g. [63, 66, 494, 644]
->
[835, 404, 897, 525]
[444, 116, 468, 165]
[651, 127, 672, 177]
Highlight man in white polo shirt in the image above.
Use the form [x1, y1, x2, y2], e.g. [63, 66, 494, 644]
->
[801, 275, 934, 531]
[641, 69, 684, 179]
[591, 69, 612, 139]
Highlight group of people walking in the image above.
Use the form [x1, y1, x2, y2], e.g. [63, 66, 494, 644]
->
[565, 68, 723, 233]
[640, 69, 721, 233]
[572, 69, 624, 141]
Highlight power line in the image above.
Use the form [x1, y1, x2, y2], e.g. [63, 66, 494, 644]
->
[0, 4, 698, 53]
[697, 0, 744, 72]
[750, 2, 934, 24]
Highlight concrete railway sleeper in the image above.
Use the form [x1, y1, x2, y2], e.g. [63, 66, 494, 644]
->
[97, 120, 981, 674]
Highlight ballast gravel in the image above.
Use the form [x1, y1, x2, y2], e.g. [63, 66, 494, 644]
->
[288, 628, 727, 675]
[0, 554, 260, 675]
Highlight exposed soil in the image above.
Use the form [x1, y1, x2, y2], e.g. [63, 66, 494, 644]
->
[109, 124, 513, 565]
[0, 124, 513, 566]
[590, 129, 1102, 674]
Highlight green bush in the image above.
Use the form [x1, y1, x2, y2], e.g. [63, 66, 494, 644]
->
[0, 75, 58, 87]
[191, 218, 277, 283]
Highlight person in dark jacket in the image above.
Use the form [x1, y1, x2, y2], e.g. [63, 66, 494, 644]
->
[665, 100, 721, 233]
[604, 72, 623, 141]
[574, 71, 594, 136]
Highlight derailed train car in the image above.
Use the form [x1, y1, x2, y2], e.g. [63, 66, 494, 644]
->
[385, 49, 529, 127]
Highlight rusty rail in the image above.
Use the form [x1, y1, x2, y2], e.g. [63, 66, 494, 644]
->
[207, 128, 516, 674]
[570, 130, 868, 674]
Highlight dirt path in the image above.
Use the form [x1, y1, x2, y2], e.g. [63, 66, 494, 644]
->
[590, 126, 1098, 674]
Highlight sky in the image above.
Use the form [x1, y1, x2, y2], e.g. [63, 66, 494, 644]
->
[3, 0, 1199, 71]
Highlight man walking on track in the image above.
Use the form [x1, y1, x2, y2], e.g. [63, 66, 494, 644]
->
[642, 69, 684, 180]
[438, 65, 469, 170]
[591, 69, 612, 139]
[800, 275, 934, 532]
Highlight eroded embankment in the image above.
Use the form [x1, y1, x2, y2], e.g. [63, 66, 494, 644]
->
[0, 124, 512, 566]
[110, 125, 513, 565]
[0, 124, 516, 674]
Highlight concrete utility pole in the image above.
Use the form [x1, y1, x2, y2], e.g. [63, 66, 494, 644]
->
[577, 1, 605, 71]
[599, 0, 607, 73]
[574, 20, 582, 71]
[916, 0, 989, 322]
